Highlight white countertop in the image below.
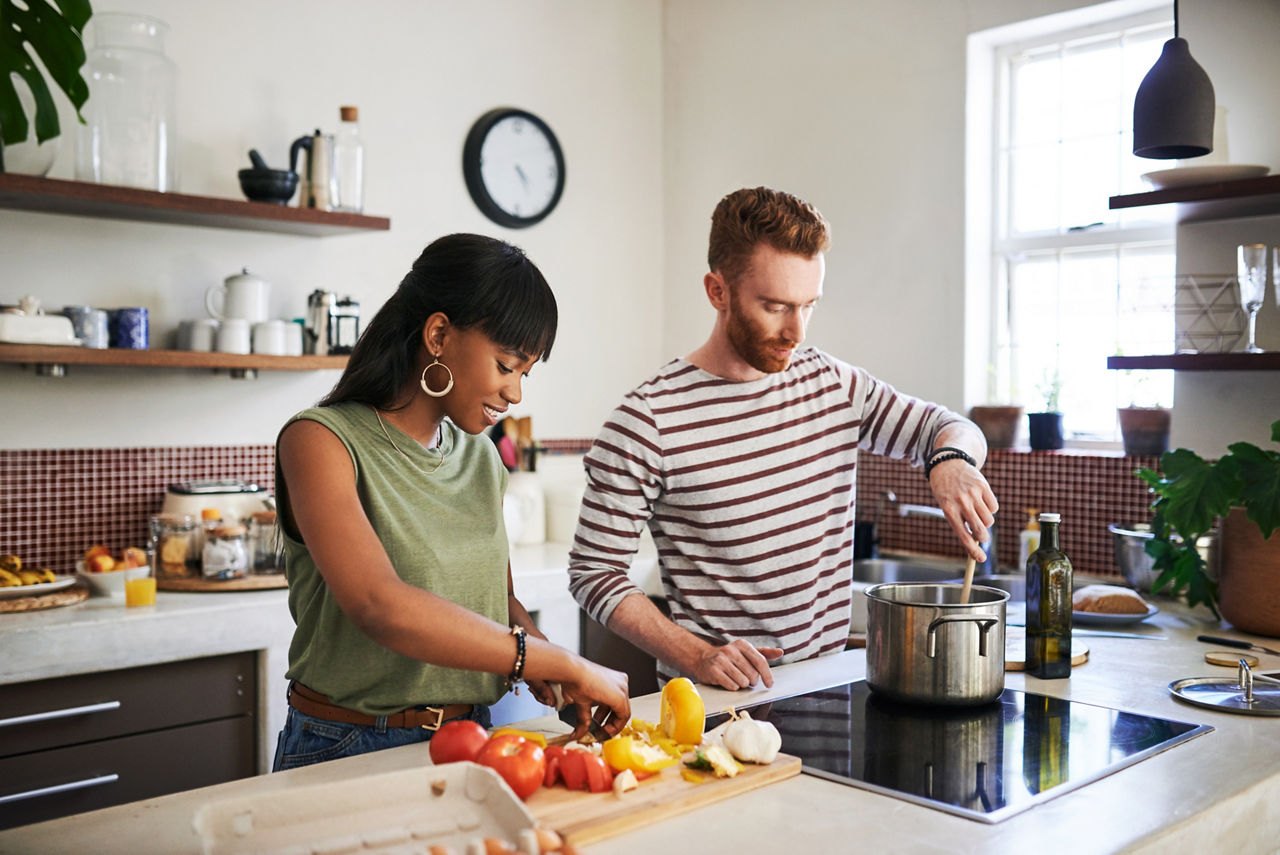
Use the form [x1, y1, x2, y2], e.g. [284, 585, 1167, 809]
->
[3, 597, 1279, 854]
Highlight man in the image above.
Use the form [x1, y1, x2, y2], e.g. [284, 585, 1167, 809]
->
[568, 187, 998, 691]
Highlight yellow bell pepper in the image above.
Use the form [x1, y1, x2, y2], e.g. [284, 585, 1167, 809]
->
[602, 735, 679, 776]
[660, 677, 705, 745]
[490, 727, 548, 748]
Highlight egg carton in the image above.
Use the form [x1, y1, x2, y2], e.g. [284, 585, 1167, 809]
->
[193, 762, 536, 855]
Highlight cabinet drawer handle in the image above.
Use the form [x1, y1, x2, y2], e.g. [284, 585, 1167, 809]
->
[0, 700, 122, 728]
[0, 774, 119, 805]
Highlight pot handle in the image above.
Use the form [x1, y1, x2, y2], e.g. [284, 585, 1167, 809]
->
[926, 615, 1000, 658]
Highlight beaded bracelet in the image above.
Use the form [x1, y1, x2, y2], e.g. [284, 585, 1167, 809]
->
[505, 625, 527, 694]
[924, 446, 976, 480]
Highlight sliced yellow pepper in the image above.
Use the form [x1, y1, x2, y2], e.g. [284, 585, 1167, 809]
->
[680, 768, 707, 785]
[602, 735, 679, 775]
[660, 677, 705, 745]
[490, 727, 548, 748]
[626, 717, 657, 734]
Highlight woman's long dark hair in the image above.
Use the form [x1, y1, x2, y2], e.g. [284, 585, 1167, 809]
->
[320, 234, 557, 409]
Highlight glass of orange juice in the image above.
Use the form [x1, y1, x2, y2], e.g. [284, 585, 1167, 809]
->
[124, 563, 157, 607]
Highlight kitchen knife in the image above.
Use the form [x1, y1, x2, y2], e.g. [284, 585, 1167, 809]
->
[1197, 634, 1280, 656]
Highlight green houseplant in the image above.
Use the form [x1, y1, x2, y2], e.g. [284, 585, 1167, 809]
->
[1027, 370, 1063, 451]
[1137, 419, 1280, 619]
[0, 0, 92, 169]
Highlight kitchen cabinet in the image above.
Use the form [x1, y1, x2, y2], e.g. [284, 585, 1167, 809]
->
[0, 174, 389, 236]
[0, 652, 257, 829]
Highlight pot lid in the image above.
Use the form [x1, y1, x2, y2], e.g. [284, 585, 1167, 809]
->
[1169, 670, 1280, 716]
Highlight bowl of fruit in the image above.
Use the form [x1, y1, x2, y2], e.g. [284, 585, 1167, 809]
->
[77, 545, 150, 598]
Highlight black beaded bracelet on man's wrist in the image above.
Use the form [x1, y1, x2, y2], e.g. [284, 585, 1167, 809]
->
[505, 625, 527, 694]
[924, 446, 976, 480]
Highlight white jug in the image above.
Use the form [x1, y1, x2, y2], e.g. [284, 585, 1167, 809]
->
[206, 268, 270, 323]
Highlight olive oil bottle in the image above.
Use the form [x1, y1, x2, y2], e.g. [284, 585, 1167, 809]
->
[1026, 512, 1072, 678]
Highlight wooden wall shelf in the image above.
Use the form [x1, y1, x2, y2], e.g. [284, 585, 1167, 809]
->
[1107, 353, 1280, 371]
[0, 174, 390, 236]
[0, 343, 348, 377]
[1109, 174, 1280, 223]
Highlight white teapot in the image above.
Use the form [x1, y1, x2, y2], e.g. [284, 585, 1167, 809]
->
[206, 268, 271, 323]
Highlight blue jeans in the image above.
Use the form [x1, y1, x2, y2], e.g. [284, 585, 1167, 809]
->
[272, 700, 492, 772]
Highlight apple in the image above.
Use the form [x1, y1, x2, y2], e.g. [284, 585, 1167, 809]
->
[84, 545, 110, 563]
[85, 553, 117, 574]
[119, 547, 147, 568]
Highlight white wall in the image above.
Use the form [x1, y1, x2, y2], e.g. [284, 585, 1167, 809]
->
[2, 0, 664, 448]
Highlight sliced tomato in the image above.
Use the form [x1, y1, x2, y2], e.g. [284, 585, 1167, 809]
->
[559, 750, 613, 793]
[543, 745, 567, 788]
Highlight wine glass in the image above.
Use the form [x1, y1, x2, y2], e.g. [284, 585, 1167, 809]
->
[1237, 244, 1267, 353]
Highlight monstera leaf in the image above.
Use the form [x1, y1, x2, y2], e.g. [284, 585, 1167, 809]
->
[1138, 418, 1280, 617]
[0, 0, 92, 148]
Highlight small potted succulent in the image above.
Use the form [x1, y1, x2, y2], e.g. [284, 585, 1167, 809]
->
[1137, 419, 1280, 635]
[1027, 371, 1063, 451]
[1116, 366, 1171, 457]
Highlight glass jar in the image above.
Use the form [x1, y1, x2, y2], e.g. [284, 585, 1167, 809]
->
[202, 524, 249, 580]
[149, 513, 199, 579]
[75, 12, 179, 191]
[248, 511, 281, 574]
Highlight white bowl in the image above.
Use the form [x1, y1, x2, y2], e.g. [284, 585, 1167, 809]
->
[76, 562, 151, 598]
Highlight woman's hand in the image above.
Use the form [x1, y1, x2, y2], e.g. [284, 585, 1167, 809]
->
[559, 658, 630, 740]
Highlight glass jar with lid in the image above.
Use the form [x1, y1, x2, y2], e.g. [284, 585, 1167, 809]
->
[150, 513, 199, 579]
[202, 523, 249, 580]
[248, 511, 281, 574]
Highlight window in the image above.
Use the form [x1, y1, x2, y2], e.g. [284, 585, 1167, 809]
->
[971, 6, 1177, 442]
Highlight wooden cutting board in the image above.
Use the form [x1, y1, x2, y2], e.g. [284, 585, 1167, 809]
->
[0, 581, 89, 613]
[157, 574, 287, 591]
[526, 752, 801, 845]
[1005, 626, 1089, 671]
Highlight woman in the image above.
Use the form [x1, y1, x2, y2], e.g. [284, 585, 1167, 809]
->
[272, 233, 629, 771]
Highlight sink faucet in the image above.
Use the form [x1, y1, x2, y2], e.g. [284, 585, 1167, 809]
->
[896, 501, 1000, 576]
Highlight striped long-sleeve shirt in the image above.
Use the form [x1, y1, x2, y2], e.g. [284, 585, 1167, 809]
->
[568, 347, 970, 682]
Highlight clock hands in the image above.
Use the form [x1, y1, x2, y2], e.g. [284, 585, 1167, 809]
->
[515, 163, 529, 189]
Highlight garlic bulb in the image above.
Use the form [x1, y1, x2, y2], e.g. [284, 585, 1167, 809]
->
[722, 709, 782, 764]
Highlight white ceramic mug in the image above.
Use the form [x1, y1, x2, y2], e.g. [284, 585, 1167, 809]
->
[215, 318, 251, 354]
[206, 268, 270, 323]
[285, 319, 305, 356]
[186, 318, 219, 351]
[251, 319, 289, 355]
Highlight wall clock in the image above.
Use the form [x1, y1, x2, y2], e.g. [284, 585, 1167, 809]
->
[462, 108, 566, 228]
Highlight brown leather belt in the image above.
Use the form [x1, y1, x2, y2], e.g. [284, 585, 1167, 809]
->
[288, 682, 472, 731]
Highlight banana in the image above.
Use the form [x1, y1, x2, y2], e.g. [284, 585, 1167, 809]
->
[0, 568, 21, 587]
[0, 554, 21, 573]
[18, 568, 56, 585]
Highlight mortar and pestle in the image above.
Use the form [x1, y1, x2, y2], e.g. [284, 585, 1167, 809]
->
[238, 149, 299, 204]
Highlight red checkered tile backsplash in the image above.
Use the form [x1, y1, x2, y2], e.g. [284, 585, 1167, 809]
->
[2, 444, 1157, 578]
[857, 449, 1161, 577]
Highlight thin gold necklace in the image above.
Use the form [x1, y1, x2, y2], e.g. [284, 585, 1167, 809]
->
[373, 408, 448, 475]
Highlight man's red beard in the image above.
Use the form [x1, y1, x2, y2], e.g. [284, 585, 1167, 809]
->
[726, 292, 797, 374]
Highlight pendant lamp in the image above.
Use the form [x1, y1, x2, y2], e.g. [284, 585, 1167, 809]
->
[1132, 0, 1215, 159]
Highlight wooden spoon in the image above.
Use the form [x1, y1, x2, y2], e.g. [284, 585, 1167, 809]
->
[960, 556, 976, 604]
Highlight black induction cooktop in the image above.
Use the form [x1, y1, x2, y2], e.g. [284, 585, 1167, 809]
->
[705, 680, 1212, 823]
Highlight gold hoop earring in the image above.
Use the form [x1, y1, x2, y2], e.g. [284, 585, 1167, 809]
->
[420, 358, 454, 397]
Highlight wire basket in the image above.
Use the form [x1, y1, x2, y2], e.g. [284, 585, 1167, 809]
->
[1174, 274, 1246, 354]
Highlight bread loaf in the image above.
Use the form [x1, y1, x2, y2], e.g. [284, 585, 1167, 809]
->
[1072, 584, 1149, 614]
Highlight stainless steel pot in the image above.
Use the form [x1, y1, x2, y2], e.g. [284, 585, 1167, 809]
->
[865, 582, 1008, 706]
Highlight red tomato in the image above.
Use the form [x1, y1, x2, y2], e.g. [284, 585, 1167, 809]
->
[559, 750, 613, 793]
[476, 734, 546, 800]
[428, 719, 489, 765]
[543, 745, 567, 788]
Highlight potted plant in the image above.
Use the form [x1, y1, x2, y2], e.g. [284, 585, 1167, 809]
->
[0, 0, 93, 172]
[1138, 419, 1280, 636]
[1027, 371, 1063, 451]
[969, 404, 1022, 450]
[1117, 369, 1171, 457]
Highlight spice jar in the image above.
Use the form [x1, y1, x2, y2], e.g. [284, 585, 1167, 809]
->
[150, 513, 198, 579]
[202, 523, 249, 580]
[248, 510, 281, 574]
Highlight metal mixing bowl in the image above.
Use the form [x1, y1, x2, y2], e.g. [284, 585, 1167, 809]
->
[1109, 523, 1216, 592]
